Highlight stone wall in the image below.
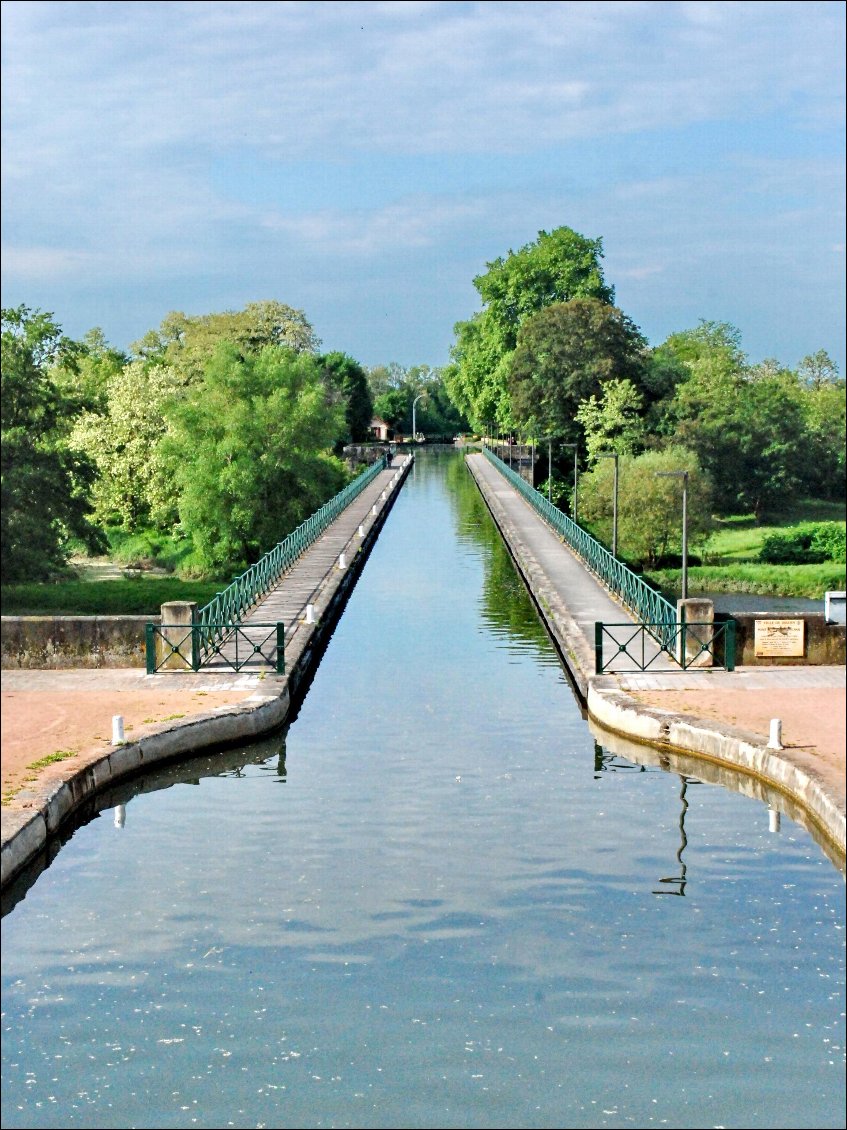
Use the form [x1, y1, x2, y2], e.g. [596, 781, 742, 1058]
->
[1, 616, 153, 669]
[716, 611, 846, 666]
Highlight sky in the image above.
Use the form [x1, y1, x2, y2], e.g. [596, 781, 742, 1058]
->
[1, 0, 844, 373]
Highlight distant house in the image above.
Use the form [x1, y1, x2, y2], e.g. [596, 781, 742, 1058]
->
[370, 416, 392, 441]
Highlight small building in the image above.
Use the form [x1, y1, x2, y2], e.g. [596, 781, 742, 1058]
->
[370, 416, 392, 441]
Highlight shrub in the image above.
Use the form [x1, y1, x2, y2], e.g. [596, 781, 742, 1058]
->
[759, 522, 845, 564]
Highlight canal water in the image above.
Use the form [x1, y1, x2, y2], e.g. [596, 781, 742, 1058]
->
[2, 451, 844, 1130]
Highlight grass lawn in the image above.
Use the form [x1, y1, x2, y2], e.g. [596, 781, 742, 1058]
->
[644, 499, 846, 599]
[1, 578, 225, 616]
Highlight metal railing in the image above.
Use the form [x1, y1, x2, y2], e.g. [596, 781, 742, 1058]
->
[146, 622, 285, 675]
[194, 454, 388, 658]
[595, 618, 736, 673]
[482, 445, 678, 650]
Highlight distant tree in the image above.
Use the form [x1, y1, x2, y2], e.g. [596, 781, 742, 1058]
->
[508, 298, 649, 443]
[578, 447, 713, 566]
[1, 306, 105, 580]
[447, 226, 614, 428]
[798, 349, 840, 388]
[159, 343, 346, 574]
[800, 377, 846, 499]
[320, 352, 374, 443]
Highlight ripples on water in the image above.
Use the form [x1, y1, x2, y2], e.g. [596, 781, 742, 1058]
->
[2, 453, 844, 1130]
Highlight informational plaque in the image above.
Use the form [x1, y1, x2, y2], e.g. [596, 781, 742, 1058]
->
[754, 618, 805, 657]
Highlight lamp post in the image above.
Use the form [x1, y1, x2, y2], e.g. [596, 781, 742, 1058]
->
[411, 394, 424, 444]
[598, 452, 619, 557]
[561, 443, 579, 523]
[655, 469, 690, 600]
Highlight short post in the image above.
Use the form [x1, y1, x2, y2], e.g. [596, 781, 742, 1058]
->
[111, 715, 125, 745]
[338, 553, 347, 569]
[768, 718, 783, 749]
[158, 601, 198, 671]
[275, 622, 285, 674]
[305, 604, 315, 624]
[677, 597, 714, 668]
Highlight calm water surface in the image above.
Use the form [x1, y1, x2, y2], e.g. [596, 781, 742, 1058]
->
[2, 452, 844, 1130]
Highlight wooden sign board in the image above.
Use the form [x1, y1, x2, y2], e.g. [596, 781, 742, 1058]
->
[754, 619, 805, 657]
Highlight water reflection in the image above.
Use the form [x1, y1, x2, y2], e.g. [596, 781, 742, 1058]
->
[652, 776, 693, 897]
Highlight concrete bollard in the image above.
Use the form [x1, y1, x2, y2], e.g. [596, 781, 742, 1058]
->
[338, 553, 347, 569]
[676, 598, 714, 668]
[358, 525, 365, 537]
[305, 604, 315, 624]
[158, 600, 198, 671]
[768, 718, 783, 749]
[372, 504, 378, 515]
[112, 715, 125, 745]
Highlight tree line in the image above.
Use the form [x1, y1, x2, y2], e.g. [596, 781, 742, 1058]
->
[445, 226, 845, 564]
[1, 301, 464, 583]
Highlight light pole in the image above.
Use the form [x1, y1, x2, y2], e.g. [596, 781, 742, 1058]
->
[656, 469, 690, 600]
[411, 394, 424, 443]
[561, 443, 579, 523]
[598, 452, 619, 557]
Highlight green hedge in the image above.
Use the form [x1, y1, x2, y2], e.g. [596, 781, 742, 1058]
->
[758, 522, 846, 565]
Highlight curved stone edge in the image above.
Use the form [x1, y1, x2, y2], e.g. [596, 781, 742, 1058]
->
[587, 680, 846, 864]
[1, 456, 414, 892]
[465, 453, 846, 865]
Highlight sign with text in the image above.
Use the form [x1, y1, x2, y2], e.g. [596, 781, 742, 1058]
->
[754, 618, 805, 657]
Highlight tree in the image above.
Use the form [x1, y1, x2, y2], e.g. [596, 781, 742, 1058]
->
[71, 360, 184, 530]
[798, 349, 840, 389]
[320, 352, 374, 443]
[1, 306, 105, 580]
[575, 378, 647, 462]
[799, 377, 846, 499]
[447, 226, 614, 428]
[132, 300, 320, 382]
[578, 447, 713, 566]
[507, 298, 649, 443]
[159, 343, 347, 574]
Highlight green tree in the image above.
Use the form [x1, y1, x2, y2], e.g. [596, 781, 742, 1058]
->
[799, 377, 846, 499]
[578, 447, 713, 566]
[447, 226, 614, 428]
[1, 306, 105, 580]
[159, 343, 346, 574]
[575, 377, 647, 462]
[71, 360, 183, 530]
[320, 352, 374, 443]
[507, 298, 649, 443]
[133, 300, 320, 381]
[798, 349, 840, 389]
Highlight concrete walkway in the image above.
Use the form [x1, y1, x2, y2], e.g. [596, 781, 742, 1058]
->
[466, 452, 845, 868]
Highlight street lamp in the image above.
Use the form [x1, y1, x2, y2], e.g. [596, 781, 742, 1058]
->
[655, 469, 690, 600]
[597, 452, 619, 557]
[411, 394, 424, 443]
[561, 443, 579, 523]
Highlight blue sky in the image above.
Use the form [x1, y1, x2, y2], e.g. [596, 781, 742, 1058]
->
[2, 0, 844, 372]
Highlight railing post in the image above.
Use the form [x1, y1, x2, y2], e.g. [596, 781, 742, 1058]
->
[276, 622, 286, 673]
[158, 601, 198, 671]
[145, 622, 157, 675]
[594, 622, 604, 674]
[725, 619, 736, 672]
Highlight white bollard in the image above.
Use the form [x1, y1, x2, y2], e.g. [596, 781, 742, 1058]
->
[111, 715, 125, 746]
[381, 490, 387, 500]
[768, 807, 781, 833]
[114, 804, 126, 828]
[338, 552, 347, 569]
[358, 524, 365, 537]
[305, 604, 315, 624]
[372, 504, 378, 515]
[767, 718, 783, 749]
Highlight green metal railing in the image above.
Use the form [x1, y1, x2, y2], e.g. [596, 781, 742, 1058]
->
[194, 454, 389, 658]
[146, 621, 285, 675]
[482, 445, 678, 650]
[595, 618, 736, 673]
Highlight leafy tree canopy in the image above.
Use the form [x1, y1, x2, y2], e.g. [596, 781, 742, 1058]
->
[448, 226, 614, 429]
[508, 298, 649, 444]
[158, 342, 346, 574]
[132, 300, 320, 382]
[320, 352, 374, 444]
[1, 305, 104, 580]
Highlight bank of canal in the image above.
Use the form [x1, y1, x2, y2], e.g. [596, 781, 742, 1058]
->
[2, 451, 844, 1130]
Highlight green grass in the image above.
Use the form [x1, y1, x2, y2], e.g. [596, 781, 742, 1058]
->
[1, 579, 226, 616]
[647, 499, 845, 599]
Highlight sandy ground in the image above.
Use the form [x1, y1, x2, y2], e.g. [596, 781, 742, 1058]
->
[1, 686, 256, 797]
